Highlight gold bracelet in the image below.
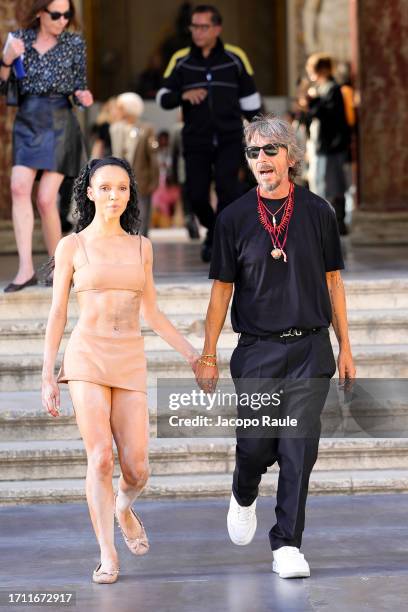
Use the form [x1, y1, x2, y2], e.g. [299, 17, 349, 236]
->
[201, 353, 217, 358]
[198, 358, 217, 367]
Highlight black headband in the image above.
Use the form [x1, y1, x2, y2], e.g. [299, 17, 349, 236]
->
[88, 157, 128, 182]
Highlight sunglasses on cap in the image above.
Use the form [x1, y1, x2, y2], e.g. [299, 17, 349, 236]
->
[244, 144, 286, 159]
[44, 7, 73, 20]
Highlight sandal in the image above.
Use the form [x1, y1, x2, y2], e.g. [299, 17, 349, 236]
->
[114, 493, 149, 556]
[92, 562, 119, 584]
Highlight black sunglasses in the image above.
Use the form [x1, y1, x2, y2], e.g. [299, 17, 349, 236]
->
[245, 144, 284, 159]
[44, 7, 73, 20]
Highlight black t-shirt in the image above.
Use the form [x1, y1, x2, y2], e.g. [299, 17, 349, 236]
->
[209, 185, 344, 335]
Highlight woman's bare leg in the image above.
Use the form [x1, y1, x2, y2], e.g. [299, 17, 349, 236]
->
[10, 166, 37, 284]
[68, 381, 118, 571]
[111, 389, 149, 538]
[36, 171, 64, 255]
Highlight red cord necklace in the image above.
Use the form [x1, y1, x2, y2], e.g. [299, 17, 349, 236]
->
[257, 182, 294, 262]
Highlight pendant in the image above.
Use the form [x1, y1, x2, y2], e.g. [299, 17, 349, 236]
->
[271, 248, 288, 262]
[271, 248, 282, 259]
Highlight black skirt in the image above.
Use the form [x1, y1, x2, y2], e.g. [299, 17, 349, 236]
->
[13, 95, 86, 177]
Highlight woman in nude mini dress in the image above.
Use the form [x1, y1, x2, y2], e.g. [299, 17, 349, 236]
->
[41, 157, 199, 584]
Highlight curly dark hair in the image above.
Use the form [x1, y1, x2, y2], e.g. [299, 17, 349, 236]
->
[72, 157, 141, 234]
[39, 157, 140, 283]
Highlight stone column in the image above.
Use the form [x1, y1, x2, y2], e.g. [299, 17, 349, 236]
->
[351, 0, 408, 244]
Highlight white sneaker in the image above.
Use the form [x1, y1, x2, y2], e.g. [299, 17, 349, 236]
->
[272, 546, 310, 578]
[227, 493, 257, 545]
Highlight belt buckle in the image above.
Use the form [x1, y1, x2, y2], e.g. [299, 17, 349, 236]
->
[280, 328, 293, 338]
[279, 328, 303, 338]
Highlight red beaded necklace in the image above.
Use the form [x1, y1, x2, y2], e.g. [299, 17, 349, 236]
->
[257, 182, 294, 262]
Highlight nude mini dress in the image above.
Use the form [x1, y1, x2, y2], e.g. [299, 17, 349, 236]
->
[57, 233, 147, 393]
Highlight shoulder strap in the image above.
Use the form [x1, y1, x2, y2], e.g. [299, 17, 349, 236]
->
[74, 232, 89, 264]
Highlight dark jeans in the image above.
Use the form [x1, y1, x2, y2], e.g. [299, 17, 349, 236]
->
[229, 329, 336, 550]
[184, 140, 243, 242]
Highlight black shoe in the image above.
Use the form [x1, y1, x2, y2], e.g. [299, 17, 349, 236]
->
[44, 272, 53, 287]
[201, 241, 212, 263]
[4, 273, 38, 293]
[185, 215, 200, 240]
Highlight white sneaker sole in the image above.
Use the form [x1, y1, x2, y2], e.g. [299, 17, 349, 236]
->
[272, 561, 310, 578]
[227, 513, 257, 546]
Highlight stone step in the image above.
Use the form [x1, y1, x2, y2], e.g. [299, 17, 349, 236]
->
[1, 469, 408, 505]
[0, 283, 211, 320]
[2, 388, 407, 443]
[2, 388, 407, 442]
[1, 309, 407, 353]
[342, 309, 408, 345]
[1, 345, 408, 392]
[0, 278, 408, 321]
[0, 389, 160, 441]
[1, 438, 407, 482]
[0, 438, 232, 481]
[0, 316, 237, 353]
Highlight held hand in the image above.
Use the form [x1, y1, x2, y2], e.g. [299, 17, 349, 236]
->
[189, 353, 201, 376]
[74, 89, 94, 107]
[182, 88, 208, 105]
[42, 378, 60, 418]
[3, 37, 25, 64]
[196, 361, 219, 394]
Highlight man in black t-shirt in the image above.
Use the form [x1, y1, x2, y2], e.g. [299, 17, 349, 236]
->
[195, 115, 355, 579]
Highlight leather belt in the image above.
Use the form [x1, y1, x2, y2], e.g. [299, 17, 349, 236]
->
[239, 328, 322, 343]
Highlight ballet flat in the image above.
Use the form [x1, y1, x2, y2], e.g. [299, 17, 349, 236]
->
[92, 562, 119, 584]
[4, 274, 38, 293]
[114, 493, 149, 556]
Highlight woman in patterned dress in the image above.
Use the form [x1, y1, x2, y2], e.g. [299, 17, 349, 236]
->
[0, 0, 93, 292]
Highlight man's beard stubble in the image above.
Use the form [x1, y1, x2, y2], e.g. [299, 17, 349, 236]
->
[259, 175, 282, 193]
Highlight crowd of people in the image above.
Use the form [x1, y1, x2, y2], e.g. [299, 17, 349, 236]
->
[0, 0, 356, 587]
[0, 2, 356, 290]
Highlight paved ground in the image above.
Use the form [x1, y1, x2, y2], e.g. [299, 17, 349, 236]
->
[0, 494, 407, 611]
[1, 231, 408, 286]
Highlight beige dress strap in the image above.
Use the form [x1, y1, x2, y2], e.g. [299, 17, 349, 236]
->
[74, 232, 89, 265]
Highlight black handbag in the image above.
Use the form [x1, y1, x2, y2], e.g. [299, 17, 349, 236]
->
[6, 72, 20, 106]
[0, 70, 20, 106]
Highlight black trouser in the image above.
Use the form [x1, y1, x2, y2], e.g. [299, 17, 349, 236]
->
[229, 329, 336, 551]
[181, 183, 194, 217]
[58, 177, 74, 221]
[184, 140, 244, 242]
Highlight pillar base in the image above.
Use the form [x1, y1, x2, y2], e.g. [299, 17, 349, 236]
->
[351, 211, 408, 246]
[0, 220, 47, 254]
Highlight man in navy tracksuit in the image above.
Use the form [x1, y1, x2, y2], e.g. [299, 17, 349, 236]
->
[156, 4, 261, 262]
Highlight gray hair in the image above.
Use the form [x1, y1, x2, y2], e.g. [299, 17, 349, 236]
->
[244, 114, 304, 180]
[117, 92, 144, 118]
